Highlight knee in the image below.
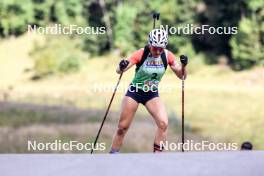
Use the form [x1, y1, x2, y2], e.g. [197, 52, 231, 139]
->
[157, 120, 168, 131]
[117, 124, 129, 136]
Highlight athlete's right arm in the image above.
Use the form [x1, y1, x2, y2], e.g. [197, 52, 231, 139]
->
[116, 61, 135, 74]
[116, 49, 144, 74]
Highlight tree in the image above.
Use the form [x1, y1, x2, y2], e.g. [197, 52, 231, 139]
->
[0, 0, 33, 36]
[113, 3, 137, 56]
[230, 0, 264, 69]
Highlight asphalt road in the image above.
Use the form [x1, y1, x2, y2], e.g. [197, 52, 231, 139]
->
[0, 151, 263, 176]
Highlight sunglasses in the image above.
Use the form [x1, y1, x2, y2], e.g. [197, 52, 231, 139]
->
[151, 46, 164, 52]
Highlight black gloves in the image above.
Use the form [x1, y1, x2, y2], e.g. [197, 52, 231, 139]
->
[180, 55, 188, 66]
[119, 59, 129, 71]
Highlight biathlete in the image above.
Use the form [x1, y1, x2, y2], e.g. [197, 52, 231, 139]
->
[110, 28, 188, 153]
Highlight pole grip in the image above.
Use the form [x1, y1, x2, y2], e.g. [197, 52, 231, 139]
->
[152, 12, 160, 29]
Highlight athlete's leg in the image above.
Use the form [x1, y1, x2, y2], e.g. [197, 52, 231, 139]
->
[110, 96, 139, 152]
[145, 97, 168, 152]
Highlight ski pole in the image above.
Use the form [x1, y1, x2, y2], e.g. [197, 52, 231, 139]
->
[91, 71, 123, 154]
[180, 55, 188, 152]
[181, 67, 185, 152]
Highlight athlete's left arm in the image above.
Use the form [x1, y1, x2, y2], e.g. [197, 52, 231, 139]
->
[170, 61, 187, 80]
[167, 50, 187, 80]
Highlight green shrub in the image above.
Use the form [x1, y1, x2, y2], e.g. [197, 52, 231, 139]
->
[58, 55, 80, 73]
[30, 36, 86, 78]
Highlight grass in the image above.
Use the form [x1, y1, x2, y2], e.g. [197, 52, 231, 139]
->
[0, 105, 101, 127]
[0, 34, 264, 151]
[0, 102, 188, 153]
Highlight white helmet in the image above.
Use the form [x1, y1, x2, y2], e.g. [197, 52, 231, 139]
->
[148, 29, 168, 48]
